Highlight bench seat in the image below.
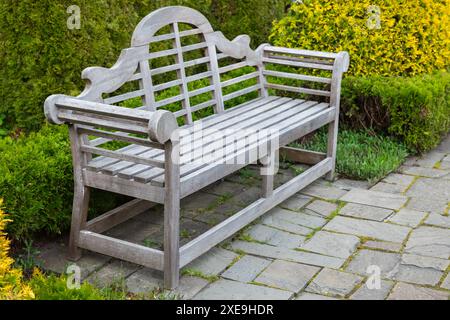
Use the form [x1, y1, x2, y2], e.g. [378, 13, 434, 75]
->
[85, 96, 333, 193]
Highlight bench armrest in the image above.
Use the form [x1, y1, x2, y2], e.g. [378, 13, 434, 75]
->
[44, 94, 178, 144]
[263, 46, 350, 74]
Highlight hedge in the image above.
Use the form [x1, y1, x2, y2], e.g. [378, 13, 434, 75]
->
[270, 0, 450, 77]
[0, 0, 288, 133]
[0, 200, 35, 299]
[0, 126, 128, 241]
[341, 72, 450, 153]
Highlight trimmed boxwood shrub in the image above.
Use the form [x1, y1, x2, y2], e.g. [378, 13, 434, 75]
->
[270, 0, 450, 77]
[341, 72, 450, 153]
[0, 125, 128, 241]
[0, 0, 288, 133]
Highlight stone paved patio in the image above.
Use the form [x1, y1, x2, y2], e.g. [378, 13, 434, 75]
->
[38, 135, 450, 300]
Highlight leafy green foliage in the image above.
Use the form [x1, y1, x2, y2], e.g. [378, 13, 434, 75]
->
[0, 125, 127, 241]
[341, 72, 450, 153]
[0, 0, 288, 133]
[295, 129, 409, 182]
[29, 271, 106, 300]
[270, 0, 450, 77]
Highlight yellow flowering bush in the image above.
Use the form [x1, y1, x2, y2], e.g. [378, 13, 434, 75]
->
[270, 0, 450, 76]
[0, 199, 35, 300]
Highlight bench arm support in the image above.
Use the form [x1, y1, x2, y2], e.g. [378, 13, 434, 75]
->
[44, 94, 179, 144]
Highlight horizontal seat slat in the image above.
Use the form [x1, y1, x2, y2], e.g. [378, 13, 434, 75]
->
[81, 145, 165, 168]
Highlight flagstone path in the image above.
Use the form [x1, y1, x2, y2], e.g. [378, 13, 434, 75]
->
[38, 135, 450, 300]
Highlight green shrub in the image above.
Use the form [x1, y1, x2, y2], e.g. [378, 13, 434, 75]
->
[295, 129, 409, 182]
[0, 0, 287, 133]
[29, 270, 107, 300]
[341, 72, 450, 153]
[0, 125, 127, 241]
[270, 0, 450, 77]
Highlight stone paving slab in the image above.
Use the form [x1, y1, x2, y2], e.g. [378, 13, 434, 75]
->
[304, 200, 338, 218]
[414, 151, 446, 168]
[404, 226, 450, 259]
[333, 178, 371, 191]
[247, 224, 305, 249]
[350, 280, 394, 300]
[441, 274, 450, 290]
[305, 268, 363, 298]
[388, 282, 449, 300]
[254, 260, 320, 292]
[221, 255, 271, 283]
[300, 231, 360, 259]
[346, 249, 401, 278]
[295, 292, 339, 300]
[300, 181, 348, 200]
[425, 213, 450, 228]
[406, 197, 448, 215]
[370, 182, 407, 194]
[382, 173, 416, 188]
[339, 203, 393, 222]
[186, 248, 238, 276]
[406, 178, 450, 202]
[37, 241, 110, 280]
[387, 208, 427, 228]
[340, 189, 408, 210]
[362, 240, 403, 253]
[279, 194, 312, 212]
[261, 214, 313, 236]
[399, 166, 448, 178]
[194, 279, 292, 300]
[324, 216, 411, 243]
[230, 241, 345, 269]
[86, 260, 139, 288]
[126, 268, 209, 299]
[266, 207, 327, 230]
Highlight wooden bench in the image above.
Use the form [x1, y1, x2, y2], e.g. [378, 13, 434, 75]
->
[44, 6, 349, 289]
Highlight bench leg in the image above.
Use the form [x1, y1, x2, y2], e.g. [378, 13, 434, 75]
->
[68, 185, 90, 261]
[326, 121, 339, 181]
[164, 142, 180, 289]
[261, 149, 278, 198]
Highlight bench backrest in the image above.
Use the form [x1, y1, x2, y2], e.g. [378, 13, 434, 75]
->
[79, 6, 265, 126]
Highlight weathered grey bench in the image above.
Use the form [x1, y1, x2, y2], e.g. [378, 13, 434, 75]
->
[44, 6, 349, 289]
